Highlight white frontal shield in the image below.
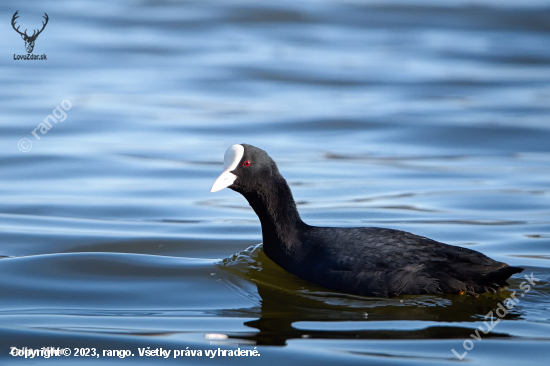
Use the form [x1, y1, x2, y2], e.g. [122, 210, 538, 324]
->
[210, 144, 244, 192]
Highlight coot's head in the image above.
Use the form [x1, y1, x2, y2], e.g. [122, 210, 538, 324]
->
[210, 144, 278, 194]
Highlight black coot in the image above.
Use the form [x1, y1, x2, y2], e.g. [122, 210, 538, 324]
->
[211, 144, 523, 297]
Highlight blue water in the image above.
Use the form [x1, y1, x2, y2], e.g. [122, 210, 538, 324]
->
[1, 0, 549, 364]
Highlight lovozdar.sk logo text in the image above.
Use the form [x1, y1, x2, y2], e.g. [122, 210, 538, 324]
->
[12, 10, 48, 60]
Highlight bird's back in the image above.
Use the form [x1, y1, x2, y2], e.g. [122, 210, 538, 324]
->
[289, 226, 522, 297]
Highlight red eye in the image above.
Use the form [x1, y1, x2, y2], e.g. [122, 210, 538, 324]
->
[243, 160, 251, 167]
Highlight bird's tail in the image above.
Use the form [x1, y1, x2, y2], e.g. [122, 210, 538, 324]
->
[483, 265, 524, 288]
[438, 264, 524, 295]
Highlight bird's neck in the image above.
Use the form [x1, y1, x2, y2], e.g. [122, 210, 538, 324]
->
[238, 175, 305, 260]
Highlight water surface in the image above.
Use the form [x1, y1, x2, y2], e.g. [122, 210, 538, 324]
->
[1, 0, 549, 365]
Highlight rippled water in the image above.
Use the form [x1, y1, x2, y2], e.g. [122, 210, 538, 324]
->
[1, 0, 550, 364]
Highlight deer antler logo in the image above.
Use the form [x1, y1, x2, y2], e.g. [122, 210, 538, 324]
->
[12, 10, 49, 54]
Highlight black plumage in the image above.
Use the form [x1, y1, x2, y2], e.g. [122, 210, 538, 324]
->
[213, 144, 523, 297]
